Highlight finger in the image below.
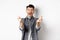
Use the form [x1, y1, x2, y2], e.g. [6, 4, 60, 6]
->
[39, 16, 42, 19]
[39, 16, 43, 20]
[17, 16, 21, 21]
[37, 19, 40, 22]
[18, 16, 21, 19]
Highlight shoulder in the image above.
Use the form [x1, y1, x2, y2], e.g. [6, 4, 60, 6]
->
[34, 17, 38, 20]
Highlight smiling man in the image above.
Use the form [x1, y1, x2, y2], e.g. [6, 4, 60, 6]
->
[17, 4, 43, 40]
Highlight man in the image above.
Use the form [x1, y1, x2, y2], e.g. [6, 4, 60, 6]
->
[17, 4, 43, 40]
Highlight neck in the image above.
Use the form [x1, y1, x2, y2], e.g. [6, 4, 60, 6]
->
[27, 15, 33, 17]
[26, 15, 33, 19]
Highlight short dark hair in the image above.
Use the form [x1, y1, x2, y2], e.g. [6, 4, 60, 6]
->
[26, 4, 35, 9]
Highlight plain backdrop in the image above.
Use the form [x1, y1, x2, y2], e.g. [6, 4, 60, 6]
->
[0, 0, 60, 40]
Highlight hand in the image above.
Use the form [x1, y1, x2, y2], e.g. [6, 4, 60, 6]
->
[17, 16, 24, 28]
[36, 16, 43, 27]
[17, 16, 21, 22]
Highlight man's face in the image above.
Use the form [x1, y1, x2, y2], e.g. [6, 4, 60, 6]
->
[26, 7, 34, 17]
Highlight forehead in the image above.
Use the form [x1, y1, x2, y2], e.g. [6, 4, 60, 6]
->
[26, 7, 34, 10]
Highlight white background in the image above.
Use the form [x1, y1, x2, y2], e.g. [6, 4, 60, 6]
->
[0, 0, 60, 40]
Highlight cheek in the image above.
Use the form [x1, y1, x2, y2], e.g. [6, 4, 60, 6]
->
[31, 11, 34, 13]
[27, 11, 30, 14]
[26, 9, 34, 14]
[26, 10, 30, 13]
[32, 11, 34, 13]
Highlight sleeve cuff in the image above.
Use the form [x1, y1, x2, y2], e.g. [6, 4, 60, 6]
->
[19, 25, 24, 30]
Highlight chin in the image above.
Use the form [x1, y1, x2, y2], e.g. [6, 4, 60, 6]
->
[28, 15, 33, 17]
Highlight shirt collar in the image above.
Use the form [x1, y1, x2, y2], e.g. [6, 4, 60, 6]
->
[26, 15, 34, 20]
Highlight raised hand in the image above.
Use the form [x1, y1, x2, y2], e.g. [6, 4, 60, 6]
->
[17, 16, 24, 28]
[36, 16, 43, 27]
[17, 16, 21, 21]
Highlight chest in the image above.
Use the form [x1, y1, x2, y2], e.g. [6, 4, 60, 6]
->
[24, 18, 36, 31]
